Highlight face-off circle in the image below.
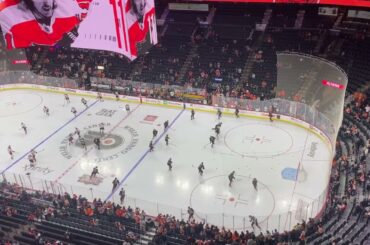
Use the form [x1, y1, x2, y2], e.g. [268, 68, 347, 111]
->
[190, 175, 275, 230]
[224, 124, 294, 158]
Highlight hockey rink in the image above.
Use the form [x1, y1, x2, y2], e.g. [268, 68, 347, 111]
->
[0, 89, 333, 231]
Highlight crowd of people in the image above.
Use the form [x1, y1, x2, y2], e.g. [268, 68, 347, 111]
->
[0, 181, 155, 244]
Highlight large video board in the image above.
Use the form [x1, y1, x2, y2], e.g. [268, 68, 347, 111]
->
[0, 0, 158, 60]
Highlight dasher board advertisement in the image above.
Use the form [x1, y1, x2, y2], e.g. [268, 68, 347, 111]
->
[0, 0, 158, 61]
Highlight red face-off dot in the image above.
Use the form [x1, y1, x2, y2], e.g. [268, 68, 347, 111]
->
[103, 139, 113, 145]
[229, 197, 235, 202]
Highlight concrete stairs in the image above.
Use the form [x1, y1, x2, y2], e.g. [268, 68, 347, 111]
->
[240, 32, 265, 84]
[157, 7, 169, 26]
[137, 227, 156, 244]
[206, 7, 217, 25]
[313, 30, 328, 55]
[178, 44, 198, 83]
[239, 8, 272, 84]
[32, 47, 50, 72]
[333, 12, 345, 29]
[128, 57, 145, 81]
[294, 10, 305, 29]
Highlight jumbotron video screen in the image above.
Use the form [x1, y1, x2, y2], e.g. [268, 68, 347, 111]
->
[0, 0, 158, 60]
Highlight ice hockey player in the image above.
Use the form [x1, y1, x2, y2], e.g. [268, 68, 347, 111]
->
[75, 128, 81, 138]
[43, 106, 50, 116]
[235, 107, 239, 118]
[68, 133, 74, 145]
[81, 98, 88, 108]
[28, 153, 35, 166]
[269, 105, 275, 122]
[198, 162, 205, 176]
[268, 110, 273, 122]
[152, 129, 158, 138]
[90, 166, 99, 179]
[99, 123, 105, 135]
[7, 145, 15, 160]
[228, 171, 236, 187]
[249, 215, 261, 230]
[97, 92, 103, 101]
[252, 177, 258, 191]
[215, 122, 222, 129]
[213, 122, 222, 138]
[187, 206, 194, 220]
[191, 109, 195, 120]
[167, 158, 173, 171]
[163, 120, 169, 130]
[217, 108, 222, 119]
[115, 91, 120, 101]
[93, 138, 101, 150]
[71, 107, 77, 117]
[119, 188, 125, 204]
[31, 149, 37, 162]
[149, 141, 154, 152]
[21, 122, 27, 134]
[125, 104, 130, 113]
[64, 94, 70, 104]
[209, 136, 216, 148]
[215, 126, 220, 138]
[112, 177, 119, 191]
[165, 134, 169, 146]
[79, 137, 87, 151]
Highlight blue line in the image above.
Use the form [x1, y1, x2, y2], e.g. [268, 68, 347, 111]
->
[0, 100, 99, 175]
[105, 109, 185, 202]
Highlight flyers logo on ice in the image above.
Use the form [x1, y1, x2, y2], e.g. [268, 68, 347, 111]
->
[58, 124, 139, 163]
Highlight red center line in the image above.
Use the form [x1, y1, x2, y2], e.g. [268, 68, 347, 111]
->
[53, 104, 141, 183]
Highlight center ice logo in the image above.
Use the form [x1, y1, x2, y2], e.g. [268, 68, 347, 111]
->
[74, 131, 124, 150]
[59, 125, 139, 162]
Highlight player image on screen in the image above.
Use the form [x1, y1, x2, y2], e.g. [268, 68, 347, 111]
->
[126, 0, 157, 59]
[0, 0, 91, 49]
[129, 0, 146, 29]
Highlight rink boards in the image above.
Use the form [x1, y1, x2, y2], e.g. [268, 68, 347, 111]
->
[0, 83, 334, 231]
